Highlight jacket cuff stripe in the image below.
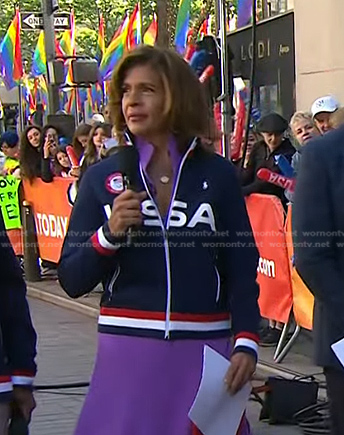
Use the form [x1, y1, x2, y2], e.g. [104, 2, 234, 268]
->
[11, 376, 34, 386]
[0, 376, 11, 383]
[234, 338, 259, 355]
[0, 382, 12, 393]
[91, 227, 119, 256]
[235, 332, 260, 343]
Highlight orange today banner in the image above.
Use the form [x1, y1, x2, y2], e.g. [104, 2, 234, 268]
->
[23, 178, 74, 263]
[246, 194, 293, 324]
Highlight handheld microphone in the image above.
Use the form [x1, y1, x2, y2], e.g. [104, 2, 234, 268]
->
[275, 155, 295, 178]
[199, 65, 215, 83]
[114, 146, 140, 246]
[257, 168, 296, 192]
[66, 146, 79, 168]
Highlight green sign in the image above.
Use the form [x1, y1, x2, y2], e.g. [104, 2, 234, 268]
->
[0, 176, 21, 230]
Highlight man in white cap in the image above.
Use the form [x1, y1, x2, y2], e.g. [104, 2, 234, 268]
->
[91, 113, 105, 125]
[311, 95, 339, 134]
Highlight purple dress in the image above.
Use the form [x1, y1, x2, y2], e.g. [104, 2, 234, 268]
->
[74, 334, 251, 435]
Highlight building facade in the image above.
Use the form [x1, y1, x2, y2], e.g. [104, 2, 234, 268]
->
[228, 11, 295, 120]
[294, 0, 344, 110]
[228, 0, 344, 120]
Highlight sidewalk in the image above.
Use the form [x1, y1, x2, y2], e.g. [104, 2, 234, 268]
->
[27, 277, 324, 385]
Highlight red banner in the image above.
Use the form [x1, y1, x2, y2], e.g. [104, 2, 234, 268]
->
[23, 178, 73, 263]
[246, 194, 293, 324]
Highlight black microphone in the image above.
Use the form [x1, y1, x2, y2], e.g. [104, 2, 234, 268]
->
[113, 145, 140, 246]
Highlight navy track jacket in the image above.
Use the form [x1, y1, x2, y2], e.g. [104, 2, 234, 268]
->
[58, 139, 261, 357]
[0, 212, 37, 402]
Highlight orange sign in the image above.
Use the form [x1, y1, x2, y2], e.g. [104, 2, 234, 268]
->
[285, 206, 314, 330]
[23, 178, 73, 263]
[246, 194, 293, 324]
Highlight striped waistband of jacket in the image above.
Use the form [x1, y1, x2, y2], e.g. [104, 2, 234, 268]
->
[0, 376, 12, 402]
[98, 307, 232, 339]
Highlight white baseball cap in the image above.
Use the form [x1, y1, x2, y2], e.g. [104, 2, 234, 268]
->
[92, 113, 105, 123]
[311, 95, 339, 118]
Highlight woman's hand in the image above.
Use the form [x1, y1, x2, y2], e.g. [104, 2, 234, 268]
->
[69, 167, 80, 178]
[224, 352, 256, 395]
[108, 190, 147, 236]
[12, 387, 36, 422]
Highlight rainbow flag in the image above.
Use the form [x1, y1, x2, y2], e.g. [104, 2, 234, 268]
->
[143, 14, 157, 46]
[36, 75, 48, 111]
[0, 9, 23, 90]
[127, 3, 142, 50]
[95, 12, 105, 65]
[237, 0, 252, 28]
[22, 75, 35, 120]
[86, 87, 93, 118]
[175, 0, 192, 54]
[197, 18, 210, 40]
[59, 90, 68, 112]
[32, 31, 46, 77]
[60, 11, 75, 84]
[100, 16, 129, 81]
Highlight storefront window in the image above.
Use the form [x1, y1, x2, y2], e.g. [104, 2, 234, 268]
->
[268, 0, 288, 14]
[258, 84, 280, 115]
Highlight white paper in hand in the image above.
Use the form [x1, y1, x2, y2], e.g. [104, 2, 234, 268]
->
[188, 345, 251, 435]
[331, 337, 344, 367]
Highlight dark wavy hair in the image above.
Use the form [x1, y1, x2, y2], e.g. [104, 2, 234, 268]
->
[109, 45, 215, 152]
[41, 124, 60, 146]
[72, 123, 92, 160]
[20, 125, 42, 182]
[83, 123, 112, 168]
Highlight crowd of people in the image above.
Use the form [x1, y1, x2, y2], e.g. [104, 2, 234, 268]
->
[0, 43, 344, 434]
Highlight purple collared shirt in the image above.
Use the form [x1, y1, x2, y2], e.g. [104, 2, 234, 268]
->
[136, 135, 182, 197]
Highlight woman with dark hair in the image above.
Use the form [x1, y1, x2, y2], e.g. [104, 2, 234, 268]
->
[58, 46, 259, 435]
[20, 125, 42, 182]
[41, 124, 60, 183]
[72, 123, 92, 161]
[79, 122, 112, 179]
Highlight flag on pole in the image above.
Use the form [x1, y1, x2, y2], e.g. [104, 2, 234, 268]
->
[197, 18, 209, 40]
[60, 10, 76, 84]
[36, 75, 48, 111]
[237, 0, 252, 28]
[95, 12, 105, 65]
[32, 31, 47, 76]
[100, 16, 129, 80]
[0, 9, 23, 90]
[143, 14, 157, 46]
[127, 3, 142, 50]
[174, 0, 192, 54]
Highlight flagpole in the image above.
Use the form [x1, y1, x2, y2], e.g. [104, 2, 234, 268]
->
[42, 0, 60, 115]
[217, 0, 231, 159]
[17, 84, 25, 132]
[139, 0, 143, 43]
[241, 0, 257, 168]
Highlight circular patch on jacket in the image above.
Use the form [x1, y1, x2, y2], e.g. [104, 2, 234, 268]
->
[106, 173, 125, 194]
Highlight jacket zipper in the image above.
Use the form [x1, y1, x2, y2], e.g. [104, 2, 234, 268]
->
[214, 265, 221, 303]
[139, 138, 197, 339]
[108, 266, 121, 300]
